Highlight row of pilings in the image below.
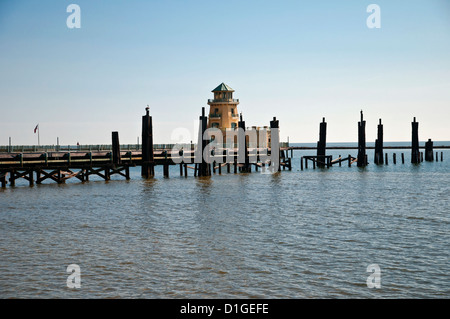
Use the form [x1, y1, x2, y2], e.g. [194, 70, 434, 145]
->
[308, 112, 441, 168]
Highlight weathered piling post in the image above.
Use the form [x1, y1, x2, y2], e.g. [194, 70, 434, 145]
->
[441, 152, 443, 161]
[9, 169, 15, 187]
[317, 117, 327, 168]
[393, 153, 397, 164]
[163, 163, 169, 178]
[385, 153, 388, 165]
[0, 172, 7, 187]
[270, 117, 281, 172]
[401, 153, 405, 164]
[222, 150, 226, 174]
[141, 107, 155, 177]
[238, 114, 250, 173]
[374, 119, 384, 165]
[357, 111, 367, 167]
[411, 117, 420, 164]
[425, 139, 434, 161]
[196, 107, 211, 177]
[112, 131, 121, 166]
[348, 154, 352, 167]
[300, 157, 304, 170]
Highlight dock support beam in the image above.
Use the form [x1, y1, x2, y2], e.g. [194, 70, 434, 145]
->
[141, 107, 155, 178]
[425, 139, 434, 161]
[374, 119, 384, 165]
[357, 111, 367, 167]
[270, 117, 281, 172]
[238, 114, 250, 173]
[112, 131, 121, 165]
[317, 117, 327, 168]
[197, 107, 211, 177]
[411, 117, 420, 164]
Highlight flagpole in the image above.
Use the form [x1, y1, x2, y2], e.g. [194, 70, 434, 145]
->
[38, 125, 40, 146]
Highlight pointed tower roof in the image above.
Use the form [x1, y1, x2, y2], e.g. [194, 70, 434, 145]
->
[212, 83, 234, 92]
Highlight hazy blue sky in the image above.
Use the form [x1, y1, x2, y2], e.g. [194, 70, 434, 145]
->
[1, 0, 449, 145]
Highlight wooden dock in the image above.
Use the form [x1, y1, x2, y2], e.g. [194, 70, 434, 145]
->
[0, 147, 292, 187]
[0, 110, 445, 187]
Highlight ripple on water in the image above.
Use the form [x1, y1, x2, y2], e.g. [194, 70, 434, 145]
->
[0, 163, 449, 298]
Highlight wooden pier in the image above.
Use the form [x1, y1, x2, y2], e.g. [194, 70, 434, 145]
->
[0, 108, 292, 187]
[0, 109, 444, 187]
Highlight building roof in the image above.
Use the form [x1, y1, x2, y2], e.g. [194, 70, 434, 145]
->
[212, 83, 234, 92]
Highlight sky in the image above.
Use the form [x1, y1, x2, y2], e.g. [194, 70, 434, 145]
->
[0, 0, 449, 145]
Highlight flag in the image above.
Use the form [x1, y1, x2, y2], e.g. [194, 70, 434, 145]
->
[34, 124, 39, 133]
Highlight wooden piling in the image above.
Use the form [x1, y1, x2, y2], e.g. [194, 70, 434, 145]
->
[270, 117, 281, 172]
[425, 139, 434, 161]
[238, 114, 250, 173]
[441, 152, 443, 161]
[105, 167, 110, 181]
[411, 117, 420, 164]
[393, 153, 396, 164]
[1, 172, 7, 187]
[385, 153, 388, 165]
[125, 166, 130, 180]
[374, 119, 384, 165]
[348, 155, 351, 167]
[357, 111, 367, 167]
[198, 107, 211, 177]
[29, 170, 34, 186]
[317, 117, 327, 168]
[163, 164, 169, 177]
[300, 157, 303, 170]
[401, 153, 405, 164]
[141, 107, 155, 177]
[112, 131, 121, 165]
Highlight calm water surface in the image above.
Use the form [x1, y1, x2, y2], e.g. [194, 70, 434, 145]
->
[0, 149, 449, 298]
